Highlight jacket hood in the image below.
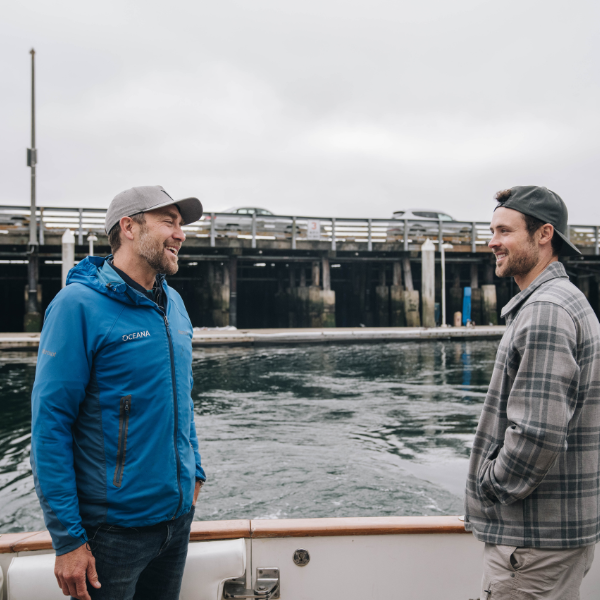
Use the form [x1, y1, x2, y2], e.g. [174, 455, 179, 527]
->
[66, 256, 167, 307]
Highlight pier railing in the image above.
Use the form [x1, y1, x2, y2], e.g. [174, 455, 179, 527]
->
[1, 205, 599, 254]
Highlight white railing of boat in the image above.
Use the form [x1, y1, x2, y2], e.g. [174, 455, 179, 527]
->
[1, 516, 599, 599]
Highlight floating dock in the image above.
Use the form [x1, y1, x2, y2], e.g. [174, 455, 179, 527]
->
[0, 326, 505, 352]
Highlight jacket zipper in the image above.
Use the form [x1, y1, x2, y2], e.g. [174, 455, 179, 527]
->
[163, 310, 183, 519]
[113, 395, 131, 487]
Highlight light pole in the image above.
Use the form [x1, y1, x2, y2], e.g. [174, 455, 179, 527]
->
[24, 48, 42, 332]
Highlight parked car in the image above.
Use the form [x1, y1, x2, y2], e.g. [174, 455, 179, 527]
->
[205, 207, 298, 236]
[387, 209, 469, 237]
[221, 207, 275, 217]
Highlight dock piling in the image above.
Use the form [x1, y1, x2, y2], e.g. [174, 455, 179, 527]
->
[61, 229, 75, 288]
[421, 239, 436, 328]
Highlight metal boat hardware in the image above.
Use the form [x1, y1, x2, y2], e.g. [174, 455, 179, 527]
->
[223, 568, 280, 599]
[293, 548, 310, 566]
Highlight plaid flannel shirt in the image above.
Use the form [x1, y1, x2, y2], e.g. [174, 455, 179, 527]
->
[465, 261, 600, 548]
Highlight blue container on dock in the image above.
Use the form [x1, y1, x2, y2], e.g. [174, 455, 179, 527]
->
[462, 287, 472, 325]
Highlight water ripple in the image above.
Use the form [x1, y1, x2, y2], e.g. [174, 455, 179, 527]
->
[0, 340, 497, 531]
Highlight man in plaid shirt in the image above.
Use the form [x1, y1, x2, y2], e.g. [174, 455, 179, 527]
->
[465, 186, 600, 599]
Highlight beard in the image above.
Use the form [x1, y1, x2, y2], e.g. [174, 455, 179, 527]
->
[136, 224, 179, 276]
[495, 240, 539, 279]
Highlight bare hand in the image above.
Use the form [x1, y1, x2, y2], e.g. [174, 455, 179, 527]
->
[193, 480, 202, 506]
[54, 543, 101, 600]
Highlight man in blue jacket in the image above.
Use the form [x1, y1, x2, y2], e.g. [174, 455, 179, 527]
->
[31, 185, 207, 600]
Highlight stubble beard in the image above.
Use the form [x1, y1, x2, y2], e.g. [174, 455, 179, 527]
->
[495, 240, 539, 279]
[137, 224, 179, 276]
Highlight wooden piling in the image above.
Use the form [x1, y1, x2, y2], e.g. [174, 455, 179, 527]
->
[481, 284, 498, 326]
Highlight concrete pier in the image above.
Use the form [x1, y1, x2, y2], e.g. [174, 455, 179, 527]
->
[0, 326, 506, 352]
[1, 205, 599, 332]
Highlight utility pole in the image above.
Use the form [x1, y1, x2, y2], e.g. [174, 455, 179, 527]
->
[24, 48, 42, 332]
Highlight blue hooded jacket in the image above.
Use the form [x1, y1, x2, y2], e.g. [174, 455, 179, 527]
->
[31, 256, 205, 555]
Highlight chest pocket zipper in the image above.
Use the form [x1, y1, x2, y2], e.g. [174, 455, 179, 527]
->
[113, 395, 132, 487]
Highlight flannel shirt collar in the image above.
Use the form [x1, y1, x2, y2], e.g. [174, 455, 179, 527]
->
[500, 261, 569, 320]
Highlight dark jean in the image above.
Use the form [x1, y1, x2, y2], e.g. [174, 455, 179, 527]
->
[78, 506, 195, 600]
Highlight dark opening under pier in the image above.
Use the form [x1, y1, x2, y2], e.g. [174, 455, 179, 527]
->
[1, 205, 599, 332]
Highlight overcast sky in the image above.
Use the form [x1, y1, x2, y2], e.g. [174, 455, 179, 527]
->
[2, 0, 599, 223]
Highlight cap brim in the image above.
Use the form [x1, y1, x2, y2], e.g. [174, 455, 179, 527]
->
[555, 230, 582, 256]
[136, 196, 203, 226]
[173, 197, 203, 225]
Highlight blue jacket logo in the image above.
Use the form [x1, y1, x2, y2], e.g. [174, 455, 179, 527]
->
[122, 330, 151, 342]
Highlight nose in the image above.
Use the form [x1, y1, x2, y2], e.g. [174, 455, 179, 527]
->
[488, 231, 499, 250]
[173, 223, 186, 242]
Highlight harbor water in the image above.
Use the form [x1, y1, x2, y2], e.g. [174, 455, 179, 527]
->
[0, 340, 498, 533]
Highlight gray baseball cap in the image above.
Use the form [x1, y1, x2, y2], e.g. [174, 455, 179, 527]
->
[105, 185, 203, 235]
[495, 185, 581, 256]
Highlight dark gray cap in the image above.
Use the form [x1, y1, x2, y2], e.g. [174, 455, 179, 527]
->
[105, 185, 203, 235]
[495, 185, 581, 256]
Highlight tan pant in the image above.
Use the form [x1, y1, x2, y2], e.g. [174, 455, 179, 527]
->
[481, 543, 595, 599]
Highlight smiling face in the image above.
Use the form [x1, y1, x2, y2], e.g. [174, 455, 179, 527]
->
[489, 207, 539, 283]
[135, 205, 185, 276]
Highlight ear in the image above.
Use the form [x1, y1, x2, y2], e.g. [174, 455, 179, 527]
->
[120, 216, 136, 242]
[538, 223, 554, 248]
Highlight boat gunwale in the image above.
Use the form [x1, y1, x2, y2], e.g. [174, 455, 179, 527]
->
[0, 516, 467, 553]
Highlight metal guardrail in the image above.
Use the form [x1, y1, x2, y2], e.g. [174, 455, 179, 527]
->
[1, 205, 599, 254]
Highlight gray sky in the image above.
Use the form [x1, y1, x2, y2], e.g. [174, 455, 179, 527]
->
[2, 0, 599, 223]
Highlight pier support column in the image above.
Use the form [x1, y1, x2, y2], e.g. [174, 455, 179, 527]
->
[484, 262, 494, 285]
[390, 262, 405, 326]
[321, 289, 336, 327]
[274, 264, 288, 328]
[481, 284, 498, 325]
[497, 280, 510, 323]
[312, 261, 320, 287]
[471, 288, 482, 325]
[304, 258, 336, 328]
[287, 265, 298, 327]
[320, 257, 335, 327]
[375, 265, 389, 326]
[208, 262, 230, 326]
[308, 286, 323, 327]
[449, 265, 462, 324]
[402, 256, 420, 327]
[421, 239, 436, 328]
[229, 256, 238, 328]
[61, 229, 75, 288]
[322, 257, 330, 292]
[293, 265, 310, 327]
[296, 286, 309, 327]
[364, 263, 374, 326]
[470, 263, 479, 289]
[470, 263, 482, 325]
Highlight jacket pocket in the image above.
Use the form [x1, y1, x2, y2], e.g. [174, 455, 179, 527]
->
[113, 395, 131, 488]
[478, 443, 501, 480]
[477, 443, 501, 506]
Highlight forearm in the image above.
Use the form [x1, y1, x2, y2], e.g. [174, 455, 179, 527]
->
[478, 434, 563, 505]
